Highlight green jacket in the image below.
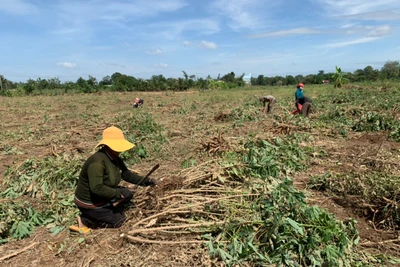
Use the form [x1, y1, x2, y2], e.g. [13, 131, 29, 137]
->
[74, 149, 150, 208]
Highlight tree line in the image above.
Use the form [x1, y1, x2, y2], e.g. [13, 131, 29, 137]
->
[0, 60, 399, 95]
[250, 60, 400, 86]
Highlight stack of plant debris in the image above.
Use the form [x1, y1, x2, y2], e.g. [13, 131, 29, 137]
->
[214, 110, 232, 122]
[200, 132, 234, 156]
[120, 136, 383, 266]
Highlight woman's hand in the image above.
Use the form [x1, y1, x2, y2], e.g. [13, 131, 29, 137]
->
[119, 188, 133, 200]
[146, 177, 158, 186]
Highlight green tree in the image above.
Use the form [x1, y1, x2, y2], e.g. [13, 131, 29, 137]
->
[63, 81, 76, 93]
[100, 75, 112, 86]
[352, 69, 365, 82]
[0, 75, 11, 90]
[303, 74, 315, 85]
[182, 71, 189, 80]
[196, 77, 208, 90]
[221, 72, 235, 83]
[381, 60, 400, 79]
[285, 75, 296, 85]
[23, 79, 36, 94]
[76, 77, 86, 88]
[111, 72, 123, 85]
[295, 75, 304, 83]
[48, 77, 61, 89]
[315, 70, 325, 84]
[36, 78, 49, 91]
[149, 74, 167, 91]
[87, 75, 98, 87]
[257, 75, 265, 85]
[363, 66, 378, 81]
[270, 76, 285, 86]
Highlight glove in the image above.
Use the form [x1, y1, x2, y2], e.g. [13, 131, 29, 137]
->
[144, 177, 158, 186]
[118, 187, 133, 201]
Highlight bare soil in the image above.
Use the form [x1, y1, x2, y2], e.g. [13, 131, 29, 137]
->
[1, 90, 399, 266]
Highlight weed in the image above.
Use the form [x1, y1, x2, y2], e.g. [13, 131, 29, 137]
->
[114, 110, 166, 164]
[352, 111, 395, 132]
[181, 158, 198, 169]
[0, 156, 82, 241]
[0, 144, 23, 155]
[1, 156, 81, 199]
[0, 200, 48, 242]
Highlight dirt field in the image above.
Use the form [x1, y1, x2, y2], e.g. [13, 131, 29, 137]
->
[1, 86, 399, 266]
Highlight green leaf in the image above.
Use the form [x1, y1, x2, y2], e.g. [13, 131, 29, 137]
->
[286, 218, 304, 235]
[50, 225, 64, 235]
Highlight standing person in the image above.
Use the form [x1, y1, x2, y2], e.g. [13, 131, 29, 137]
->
[133, 98, 144, 108]
[70, 126, 157, 233]
[259, 95, 276, 113]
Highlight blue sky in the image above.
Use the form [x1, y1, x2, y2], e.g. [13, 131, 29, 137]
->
[0, 0, 399, 82]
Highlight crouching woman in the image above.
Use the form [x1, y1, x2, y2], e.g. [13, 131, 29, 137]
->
[70, 126, 157, 233]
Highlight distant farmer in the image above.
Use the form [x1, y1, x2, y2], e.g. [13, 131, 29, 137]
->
[133, 98, 144, 108]
[294, 83, 312, 117]
[70, 126, 157, 233]
[259, 95, 276, 113]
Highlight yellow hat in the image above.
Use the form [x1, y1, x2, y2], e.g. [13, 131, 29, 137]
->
[95, 126, 135, 152]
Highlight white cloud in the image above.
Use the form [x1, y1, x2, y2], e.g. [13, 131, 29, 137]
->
[367, 25, 391, 36]
[314, 0, 400, 18]
[57, 62, 77, 68]
[241, 53, 295, 66]
[146, 49, 163, 55]
[345, 10, 400, 21]
[154, 63, 168, 68]
[217, 52, 237, 58]
[51, 28, 80, 35]
[99, 62, 126, 68]
[211, 0, 276, 30]
[58, 0, 188, 22]
[200, 41, 218, 49]
[343, 25, 392, 37]
[340, 23, 356, 28]
[248, 28, 323, 38]
[0, 0, 38, 15]
[146, 18, 220, 40]
[321, 37, 380, 48]
[183, 41, 191, 46]
[54, 0, 189, 35]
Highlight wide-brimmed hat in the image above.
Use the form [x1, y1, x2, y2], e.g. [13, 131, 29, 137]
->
[95, 126, 135, 152]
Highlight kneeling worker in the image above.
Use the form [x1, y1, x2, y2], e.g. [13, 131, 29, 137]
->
[70, 126, 157, 233]
[294, 83, 312, 117]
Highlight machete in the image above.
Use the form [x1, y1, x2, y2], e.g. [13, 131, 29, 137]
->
[113, 163, 160, 207]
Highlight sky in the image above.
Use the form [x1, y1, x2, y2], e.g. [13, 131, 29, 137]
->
[0, 0, 399, 82]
